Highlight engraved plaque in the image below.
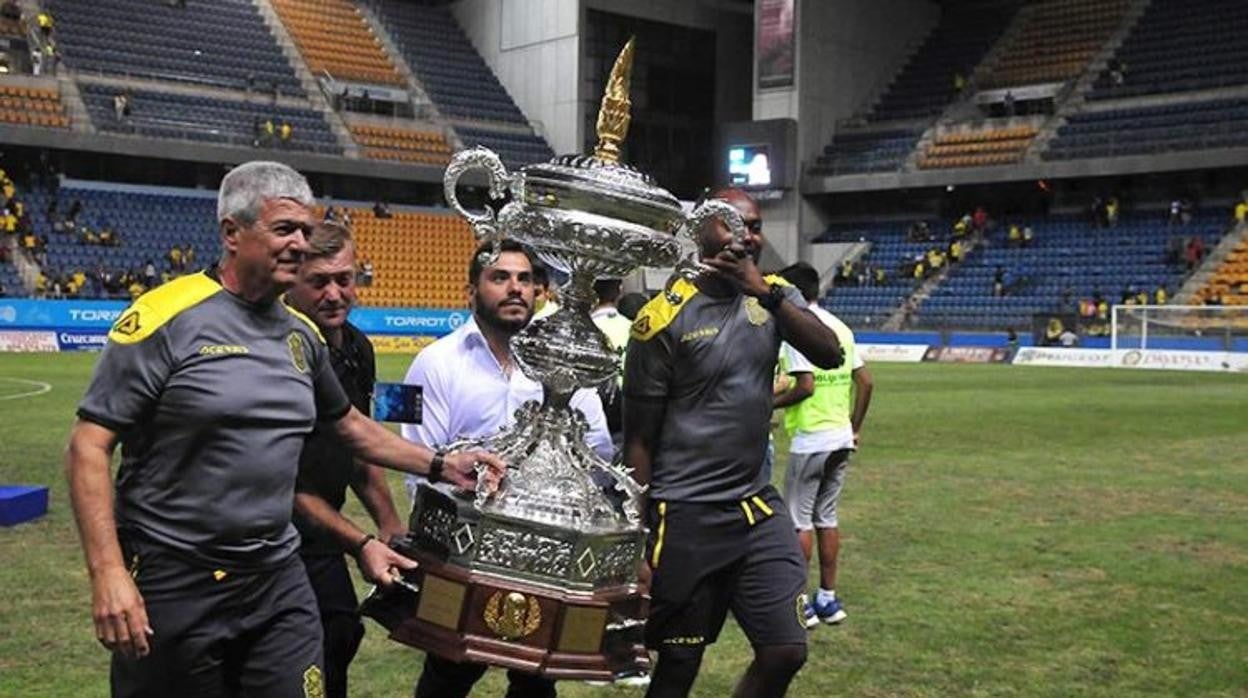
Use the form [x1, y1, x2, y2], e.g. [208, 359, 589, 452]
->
[558, 606, 607, 653]
[416, 575, 467, 630]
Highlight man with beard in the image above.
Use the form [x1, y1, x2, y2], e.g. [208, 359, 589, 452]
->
[624, 188, 844, 698]
[401, 239, 612, 698]
[285, 220, 412, 698]
[64, 161, 504, 697]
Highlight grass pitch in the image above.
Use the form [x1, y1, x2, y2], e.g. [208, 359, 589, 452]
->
[1, 354, 1246, 697]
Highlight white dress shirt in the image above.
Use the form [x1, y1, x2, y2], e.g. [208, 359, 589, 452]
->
[401, 317, 613, 497]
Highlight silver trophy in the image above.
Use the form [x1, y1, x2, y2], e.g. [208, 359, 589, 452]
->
[366, 38, 747, 681]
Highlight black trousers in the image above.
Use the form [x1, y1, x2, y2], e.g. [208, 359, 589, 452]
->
[111, 537, 322, 698]
[414, 653, 556, 698]
[302, 554, 365, 698]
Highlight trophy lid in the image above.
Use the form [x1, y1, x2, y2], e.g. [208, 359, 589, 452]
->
[517, 38, 684, 234]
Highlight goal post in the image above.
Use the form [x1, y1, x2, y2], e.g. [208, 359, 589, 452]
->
[1110, 305, 1248, 352]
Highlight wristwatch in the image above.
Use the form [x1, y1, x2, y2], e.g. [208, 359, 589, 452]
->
[428, 449, 446, 484]
[757, 283, 785, 312]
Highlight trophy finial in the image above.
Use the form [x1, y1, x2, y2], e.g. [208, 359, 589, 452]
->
[594, 37, 635, 164]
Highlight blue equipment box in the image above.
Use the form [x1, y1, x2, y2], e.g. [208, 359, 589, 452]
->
[0, 485, 49, 526]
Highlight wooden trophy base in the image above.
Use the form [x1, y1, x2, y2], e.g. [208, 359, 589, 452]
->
[362, 549, 649, 682]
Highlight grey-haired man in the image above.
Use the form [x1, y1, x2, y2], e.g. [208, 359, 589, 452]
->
[65, 161, 504, 697]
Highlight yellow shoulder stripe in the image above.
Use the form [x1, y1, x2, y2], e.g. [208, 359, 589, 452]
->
[764, 274, 792, 287]
[108, 272, 222, 345]
[630, 277, 698, 341]
[281, 299, 326, 344]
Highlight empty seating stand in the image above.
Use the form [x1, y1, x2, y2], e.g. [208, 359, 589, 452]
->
[918, 125, 1037, 169]
[1044, 98, 1248, 160]
[271, 0, 405, 87]
[456, 126, 554, 169]
[79, 83, 341, 155]
[22, 183, 220, 299]
[1090, 0, 1248, 100]
[917, 212, 1227, 329]
[1198, 237, 1248, 305]
[349, 208, 475, 308]
[47, 0, 303, 96]
[0, 83, 69, 129]
[365, 0, 528, 124]
[351, 123, 452, 166]
[868, 0, 1019, 123]
[815, 222, 932, 328]
[983, 0, 1127, 88]
[808, 128, 923, 176]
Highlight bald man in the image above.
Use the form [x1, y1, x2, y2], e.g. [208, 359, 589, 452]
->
[624, 188, 844, 698]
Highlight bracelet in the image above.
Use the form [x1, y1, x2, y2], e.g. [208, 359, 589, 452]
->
[428, 449, 446, 484]
[352, 532, 376, 557]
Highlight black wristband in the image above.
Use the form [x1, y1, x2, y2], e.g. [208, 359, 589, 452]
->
[428, 450, 446, 484]
[352, 533, 376, 557]
[758, 283, 785, 312]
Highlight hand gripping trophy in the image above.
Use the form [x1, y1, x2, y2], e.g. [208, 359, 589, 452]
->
[362, 38, 747, 681]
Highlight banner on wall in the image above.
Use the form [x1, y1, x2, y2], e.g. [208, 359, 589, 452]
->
[857, 343, 928, 363]
[0, 299, 128, 330]
[56, 331, 109, 352]
[368, 334, 437, 355]
[1013, 347, 1112, 368]
[347, 307, 469, 337]
[757, 0, 795, 89]
[1116, 349, 1248, 372]
[923, 346, 1011, 364]
[0, 330, 59, 352]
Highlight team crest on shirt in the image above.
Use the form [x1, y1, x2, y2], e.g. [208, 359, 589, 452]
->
[287, 332, 309, 374]
[744, 297, 770, 326]
[112, 310, 141, 336]
[302, 665, 324, 698]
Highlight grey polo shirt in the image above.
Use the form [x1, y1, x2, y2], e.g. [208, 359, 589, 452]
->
[623, 276, 803, 503]
[77, 270, 351, 570]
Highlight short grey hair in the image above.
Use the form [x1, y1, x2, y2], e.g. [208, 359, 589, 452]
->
[217, 161, 314, 225]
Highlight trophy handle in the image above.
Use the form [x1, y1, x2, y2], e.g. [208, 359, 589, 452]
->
[664, 199, 748, 303]
[444, 146, 512, 243]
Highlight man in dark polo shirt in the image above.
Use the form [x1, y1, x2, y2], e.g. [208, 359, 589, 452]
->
[64, 161, 503, 698]
[287, 219, 411, 698]
[285, 219, 406, 698]
[624, 188, 844, 698]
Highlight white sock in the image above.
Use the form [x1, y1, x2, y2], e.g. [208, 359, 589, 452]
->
[817, 588, 836, 604]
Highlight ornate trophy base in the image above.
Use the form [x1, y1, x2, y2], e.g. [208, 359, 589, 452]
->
[360, 486, 649, 682]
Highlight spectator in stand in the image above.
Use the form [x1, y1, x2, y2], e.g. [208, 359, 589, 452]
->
[1155, 285, 1168, 305]
[1134, 289, 1149, 306]
[143, 259, 157, 288]
[1108, 57, 1127, 86]
[1185, 237, 1205, 271]
[1007, 223, 1022, 247]
[972, 206, 988, 233]
[953, 71, 967, 94]
[98, 227, 116, 247]
[1105, 197, 1120, 227]
[1205, 291, 1223, 306]
[261, 118, 275, 147]
[66, 198, 82, 223]
[279, 121, 293, 147]
[1234, 198, 1247, 224]
[872, 265, 886, 286]
[1022, 225, 1034, 248]
[36, 10, 53, 39]
[169, 245, 183, 272]
[948, 239, 963, 263]
[372, 201, 391, 219]
[360, 258, 374, 287]
[184, 244, 195, 270]
[1121, 284, 1136, 304]
[1170, 199, 1184, 225]
[323, 206, 337, 222]
[1058, 328, 1079, 347]
[1003, 91, 1016, 118]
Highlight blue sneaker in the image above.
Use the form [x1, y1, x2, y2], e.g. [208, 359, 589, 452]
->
[813, 597, 847, 625]
[802, 602, 820, 629]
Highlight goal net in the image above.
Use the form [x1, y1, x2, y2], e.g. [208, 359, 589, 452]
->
[1111, 305, 1248, 352]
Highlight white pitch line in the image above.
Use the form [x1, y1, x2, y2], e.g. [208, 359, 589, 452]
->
[0, 377, 53, 401]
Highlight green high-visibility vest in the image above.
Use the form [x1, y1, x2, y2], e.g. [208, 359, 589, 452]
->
[783, 311, 856, 436]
